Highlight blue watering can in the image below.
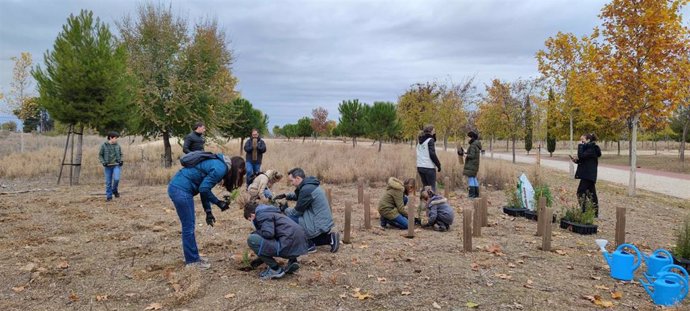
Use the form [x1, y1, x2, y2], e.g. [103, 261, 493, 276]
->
[643, 249, 674, 282]
[640, 264, 689, 306]
[596, 240, 643, 281]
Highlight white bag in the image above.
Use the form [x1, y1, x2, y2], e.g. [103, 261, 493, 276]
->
[518, 173, 535, 211]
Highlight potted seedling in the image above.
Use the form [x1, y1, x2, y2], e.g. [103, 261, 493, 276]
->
[559, 198, 597, 235]
[673, 216, 690, 270]
[525, 184, 556, 223]
[502, 184, 526, 217]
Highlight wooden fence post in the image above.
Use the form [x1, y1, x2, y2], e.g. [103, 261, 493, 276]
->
[444, 176, 450, 199]
[472, 200, 482, 237]
[463, 207, 473, 252]
[343, 203, 352, 244]
[616, 207, 626, 247]
[406, 201, 415, 238]
[364, 193, 371, 229]
[542, 208, 553, 251]
[536, 197, 546, 236]
[357, 178, 364, 204]
[480, 194, 488, 227]
[326, 188, 333, 212]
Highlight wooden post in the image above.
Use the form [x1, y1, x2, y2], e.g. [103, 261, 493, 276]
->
[472, 200, 482, 237]
[343, 203, 352, 244]
[406, 201, 415, 238]
[450, 173, 456, 191]
[357, 178, 364, 204]
[537, 144, 541, 166]
[616, 207, 626, 246]
[326, 188, 333, 212]
[542, 208, 553, 251]
[480, 194, 488, 227]
[463, 207, 473, 252]
[444, 176, 450, 199]
[536, 197, 546, 236]
[363, 193, 371, 229]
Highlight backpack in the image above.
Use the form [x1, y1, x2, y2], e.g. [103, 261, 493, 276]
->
[180, 151, 222, 168]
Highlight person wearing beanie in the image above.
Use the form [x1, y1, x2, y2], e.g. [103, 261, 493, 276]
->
[463, 130, 482, 198]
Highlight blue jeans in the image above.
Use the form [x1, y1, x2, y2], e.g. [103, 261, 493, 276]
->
[468, 176, 479, 187]
[380, 214, 408, 230]
[104, 165, 121, 199]
[246, 161, 261, 185]
[168, 184, 200, 264]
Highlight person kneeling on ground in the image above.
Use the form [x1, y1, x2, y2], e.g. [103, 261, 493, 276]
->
[247, 170, 283, 202]
[420, 186, 454, 232]
[274, 168, 339, 253]
[244, 198, 308, 280]
[378, 177, 409, 229]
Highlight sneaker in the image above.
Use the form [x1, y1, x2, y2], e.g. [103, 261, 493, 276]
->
[330, 232, 340, 253]
[106, 197, 112, 202]
[259, 267, 286, 280]
[185, 261, 211, 270]
[113, 191, 120, 198]
[307, 244, 317, 254]
[285, 261, 300, 274]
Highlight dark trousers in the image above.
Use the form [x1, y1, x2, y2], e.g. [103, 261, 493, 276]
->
[311, 232, 332, 246]
[577, 179, 599, 217]
[417, 167, 437, 192]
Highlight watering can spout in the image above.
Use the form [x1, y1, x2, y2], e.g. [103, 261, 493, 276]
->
[595, 239, 611, 265]
[640, 280, 654, 297]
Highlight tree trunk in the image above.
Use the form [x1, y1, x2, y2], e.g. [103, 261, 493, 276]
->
[511, 136, 516, 164]
[654, 139, 657, 155]
[443, 135, 448, 151]
[163, 131, 172, 168]
[378, 140, 382, 152]
[628, 121, 633, 166]
[569, 114, 574, 175]
[73, 124, 84, 185]
[506, 139, 509, 152]
[617, 140, 621, 156]
[352, 136, 357, 148]
[628, 115, 639, 197]
[490, 135, 494, 159]
[681, 121, 688, 162]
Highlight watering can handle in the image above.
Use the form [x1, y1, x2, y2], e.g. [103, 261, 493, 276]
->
[618, 243, 643, 270]
[662, 273, 689, 302]
[652, 249, 674, 260]
[659, 264, 690, 280]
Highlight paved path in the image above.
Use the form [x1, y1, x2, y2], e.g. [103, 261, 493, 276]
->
[482, 151, 690, 200]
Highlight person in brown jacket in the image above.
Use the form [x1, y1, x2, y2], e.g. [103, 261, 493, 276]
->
[247, 170, 283, 202]
[378, 177, 409, 229]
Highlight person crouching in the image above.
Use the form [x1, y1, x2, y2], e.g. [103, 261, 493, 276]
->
[420, 186, 454, 232]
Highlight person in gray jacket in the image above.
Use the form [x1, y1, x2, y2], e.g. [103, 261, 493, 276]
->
[275, 168, 339, 253]
[420, 186, 454, 232]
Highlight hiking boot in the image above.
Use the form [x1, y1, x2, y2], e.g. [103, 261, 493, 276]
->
[113, 191, 120, 198]
[330, 232, 340, 253]
[307, 243, 317, 254]
[259, 267, 286, 280]
[185, 261, 211, 270]
[285, 261, 300, 274]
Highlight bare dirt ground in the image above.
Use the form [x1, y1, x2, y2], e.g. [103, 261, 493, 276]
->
[1, 164, 690, 310]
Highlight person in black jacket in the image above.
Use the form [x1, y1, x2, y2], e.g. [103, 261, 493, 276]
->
[416, 125, 442, 192]
[572, 133, 602, 217]
[183, 122, 206, 154]
[243, 129, 267, 184]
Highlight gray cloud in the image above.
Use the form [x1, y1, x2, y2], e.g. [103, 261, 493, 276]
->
[4, 0, 680, 129]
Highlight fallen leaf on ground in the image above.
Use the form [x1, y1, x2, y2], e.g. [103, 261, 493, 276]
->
[377, 277, 387, 283]
[471, 263, 480, 271]
[583, 295, 613, 308]
[494, 273, 512, 280]
[339, 293, 348, 299]
[432, 302, 441, 309]
[595, 285, 609, 290]
[172, 283, 181, 292]
[96, 295, 108, 301]
[508, 263, 516, 268]
[466, 301, 479, 308]
[524, 279, 534, 289]
[611, 291, 623, 299]
[485, 244, 504, 256]
[12, 286, 25, 293]
[359, 244, 369, 249]
[401, 291, 411, 296]
[58, 261, 69, 269]
[591, 276, 602, 280]
[517, 259, 525, 264]
[352, 288, 372, 300]
[567, 265, 574, 270]
[145, 302, 163, 310]
[224, 293, 236, 299]
[68, 292, 79, 302]
[554, 249, 567, 256]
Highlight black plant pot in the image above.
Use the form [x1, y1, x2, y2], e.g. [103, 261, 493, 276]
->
[503, 206, 526, 217]
[524, 210, 557, 223]
[673, 257, 690, 271]
[560, 219, 598, 235]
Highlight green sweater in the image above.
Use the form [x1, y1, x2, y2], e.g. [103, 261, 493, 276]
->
[99, 142, 122, 166]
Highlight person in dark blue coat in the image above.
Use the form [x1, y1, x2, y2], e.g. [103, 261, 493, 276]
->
[168, 155, 245, 269]
[572, 133, 602, 217]
[244, 200, 309, 280]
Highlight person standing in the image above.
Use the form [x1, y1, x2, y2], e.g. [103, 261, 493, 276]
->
[572, 133, 602, 217]
[243, 128, 267, 185]
[416, 125, 441, 192]
[168, 155, 245, 269]
[98, 131, 123, 202]
[183, 122, 206, 154]
[463, 131, 482, 198]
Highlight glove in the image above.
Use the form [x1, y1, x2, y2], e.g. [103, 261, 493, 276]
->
[102, 163, 108, 167]
[437, 166, 441, 172]
[279, 202, 289, 213]
[118, 161, 123, 167]
[217, 200, 229, 211]
[206, 211, 216, 226]
[414, 218, 423, 227]
[274, 193, 287, 200]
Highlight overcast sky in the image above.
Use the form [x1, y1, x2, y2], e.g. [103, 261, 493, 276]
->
[2, 0, 684, 130]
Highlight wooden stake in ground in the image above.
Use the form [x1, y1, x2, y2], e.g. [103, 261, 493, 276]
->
[472, 200, 482, 237]
[326, 188, 333, 212]
[537, 144, 541, 166]
[444, 176, 450, 199]
[616, 207, 626, 246]
[463, 207, 473, 252]
[542, 208, 553, 251]
[363, 193, 371, 229]
[357, 178, 364, 204]
[343, 203, 352, 244]
[406, 201, 415, 238]
[480, 194, 488, 227]
[536, 197, 546, 236]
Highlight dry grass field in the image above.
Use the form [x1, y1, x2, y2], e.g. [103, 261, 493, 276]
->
[1, 134, 689, 310]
